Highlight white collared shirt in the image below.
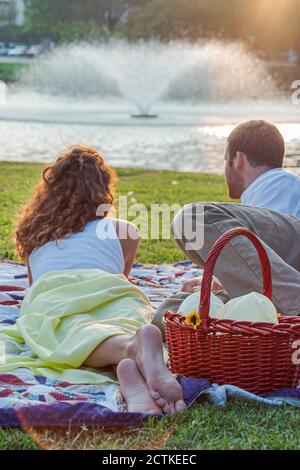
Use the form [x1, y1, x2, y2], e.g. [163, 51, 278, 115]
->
[241, 168, 300, 218]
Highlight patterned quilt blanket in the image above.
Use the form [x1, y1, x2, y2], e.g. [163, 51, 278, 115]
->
[1, 260, 300, 429]
[0, 260, 209, 428]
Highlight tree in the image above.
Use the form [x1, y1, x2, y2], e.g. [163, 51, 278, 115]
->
[25, 0, 149, 36]
[117, 0, 241, 41]
[117, 0, 300, 53]
[6, 0, 300, 53]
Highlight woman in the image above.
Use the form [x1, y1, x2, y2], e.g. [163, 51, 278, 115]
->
[12, 145, 185, 415]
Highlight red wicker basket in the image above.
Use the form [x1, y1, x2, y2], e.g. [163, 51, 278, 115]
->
[165, 227, 300, 395]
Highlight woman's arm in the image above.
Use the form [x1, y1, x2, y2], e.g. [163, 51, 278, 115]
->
[26, 256, 33, 287]
[114, 219, 140, 278]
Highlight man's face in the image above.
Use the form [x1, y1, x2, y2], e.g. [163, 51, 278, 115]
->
[224, 146, 244, 199]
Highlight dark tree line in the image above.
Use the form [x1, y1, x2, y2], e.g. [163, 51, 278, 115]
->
[1, 0, 300, 53]
[119, 0, 300, 52]
[25, 0, 150, 32]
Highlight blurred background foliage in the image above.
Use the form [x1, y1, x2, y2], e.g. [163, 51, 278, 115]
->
[0, 0, 299, 53]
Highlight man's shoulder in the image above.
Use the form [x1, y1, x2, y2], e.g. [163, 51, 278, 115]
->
[242, 168, 300, 204]
[274, 169, 300, 185]
[271, 168, 298, 177]
[261, 168, 300, 184]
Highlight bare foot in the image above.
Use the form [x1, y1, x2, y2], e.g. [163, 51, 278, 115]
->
[130, 325, 186, 415]
[182, 276, 224, 293]
[181, 277, 202, 293]
[117, 358, 162, 415]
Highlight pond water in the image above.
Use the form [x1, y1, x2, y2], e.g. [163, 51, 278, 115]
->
[0, 41, 300, 174]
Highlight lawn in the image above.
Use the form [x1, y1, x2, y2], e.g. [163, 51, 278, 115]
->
[0, 161, 300, 450]
[0, 63, 27, 82]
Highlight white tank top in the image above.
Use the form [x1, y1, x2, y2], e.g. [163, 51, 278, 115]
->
[29, 218, 125, 282]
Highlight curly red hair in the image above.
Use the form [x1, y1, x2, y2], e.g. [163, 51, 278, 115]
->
[15, 145, 117, 259]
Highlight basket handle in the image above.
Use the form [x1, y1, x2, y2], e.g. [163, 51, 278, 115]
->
[199, 227, 272, 329]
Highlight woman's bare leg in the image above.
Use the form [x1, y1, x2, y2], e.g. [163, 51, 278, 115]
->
[84, 325, 186, 414]
[84, 335, 134, 368]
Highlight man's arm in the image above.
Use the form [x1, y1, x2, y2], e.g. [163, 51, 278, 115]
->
[26, 257, 33, 287]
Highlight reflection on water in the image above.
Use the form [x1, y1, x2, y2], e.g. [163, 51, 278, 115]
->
[1, 39, 299, 173]
[0, 98, 300, 174]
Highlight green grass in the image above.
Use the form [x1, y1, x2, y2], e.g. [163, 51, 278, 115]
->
[0, 162, 231, 262]
[1, 161, 300, 450]
[0, 63, 27, 82]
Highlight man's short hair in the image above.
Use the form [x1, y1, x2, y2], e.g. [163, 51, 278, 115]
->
[227, 120, 285, 168]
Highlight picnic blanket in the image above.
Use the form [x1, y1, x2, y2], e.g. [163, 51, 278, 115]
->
[0, 260, 300, 429]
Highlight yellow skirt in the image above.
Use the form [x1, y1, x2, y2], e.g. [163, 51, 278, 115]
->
[0, 269, 153, 384]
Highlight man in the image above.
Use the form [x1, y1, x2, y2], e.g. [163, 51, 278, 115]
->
[225, 120, 300, 217]
[153, 121, 300, 334]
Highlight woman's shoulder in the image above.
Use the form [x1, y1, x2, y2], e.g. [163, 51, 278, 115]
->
[112, 218, 140, 242]
[112, 219, 141, 276]
[88, 217, 139, 236]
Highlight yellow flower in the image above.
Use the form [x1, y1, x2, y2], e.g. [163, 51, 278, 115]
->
[185, 310, 201, 330]
[277, 312, 283, 318]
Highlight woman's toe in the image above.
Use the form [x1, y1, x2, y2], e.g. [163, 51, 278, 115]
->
[167, 402, 175, 416]
[175, 400, 186, 412]
[150, 390, 160, 401]
[156, 397, 167, 408]
[163, 403, 170, 414]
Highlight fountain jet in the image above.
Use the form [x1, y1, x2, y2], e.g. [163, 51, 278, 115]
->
[19, 40, 277, 117]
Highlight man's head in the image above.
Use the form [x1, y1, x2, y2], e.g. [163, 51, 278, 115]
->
[225, 120, 285, 199]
